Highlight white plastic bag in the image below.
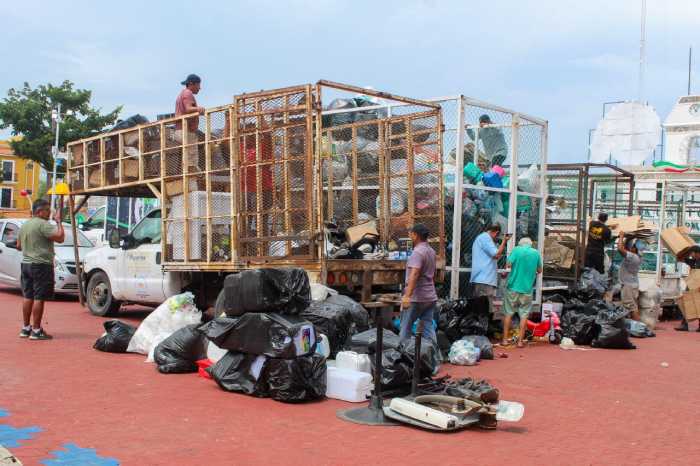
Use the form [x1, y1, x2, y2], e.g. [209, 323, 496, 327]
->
[207, 341, 228, 363]
[315, 334, 331, 358]
[310, 283, 338, 302]
[517, 164, 540, 194]
[448, 340, 480, 366]
[127, 292, 202, 359]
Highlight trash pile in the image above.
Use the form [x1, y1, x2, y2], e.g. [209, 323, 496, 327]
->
[435, 299, 495, 364]
[448, 159, 541, 265]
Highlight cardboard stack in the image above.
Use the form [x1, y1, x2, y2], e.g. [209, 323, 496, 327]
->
[607, 216, 657, 239]
[543, 235, 575, 270]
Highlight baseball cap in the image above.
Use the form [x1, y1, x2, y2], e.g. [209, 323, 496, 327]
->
[181, 74, 201, 85]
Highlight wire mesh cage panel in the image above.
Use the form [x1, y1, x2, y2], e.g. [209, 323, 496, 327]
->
[320, 94, 444, 261]
[443, 96, 548, 300]
[234, 85, 316, 262]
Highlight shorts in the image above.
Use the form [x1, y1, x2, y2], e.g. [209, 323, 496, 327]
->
[21, 263, 54, 301]
[471, 283, 496, 315]
[503, 289, 533, 319]
[621, 285, 639, 314]
[472, 283, 496, 298]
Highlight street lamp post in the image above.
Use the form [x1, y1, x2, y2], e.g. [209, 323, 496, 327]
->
[50, 103, 62, 214]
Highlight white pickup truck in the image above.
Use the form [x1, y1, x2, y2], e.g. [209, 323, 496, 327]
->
[83, 208, 189, 315]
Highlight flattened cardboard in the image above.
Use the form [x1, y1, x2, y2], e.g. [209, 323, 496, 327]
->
[679, 290, 700, 321]
[661, 227, 695, 257]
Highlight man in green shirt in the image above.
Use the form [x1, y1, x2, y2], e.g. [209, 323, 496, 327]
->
[17, 198, 65, 340]
[502, 237, 542, 348]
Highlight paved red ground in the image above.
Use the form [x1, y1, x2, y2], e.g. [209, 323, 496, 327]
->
[1, 286, 699, 466]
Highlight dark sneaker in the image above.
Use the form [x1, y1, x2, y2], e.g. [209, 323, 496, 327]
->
[675, 321, 689, 332]
[19, 327, 31, 338]
[29, 329, 53, 340]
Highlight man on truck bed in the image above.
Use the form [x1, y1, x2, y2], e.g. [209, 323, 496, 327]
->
[175, 73, 205, 171]
[584, 212, 611, 274]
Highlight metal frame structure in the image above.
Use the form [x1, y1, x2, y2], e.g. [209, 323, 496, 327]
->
[545, 163, 635, 282]
[437, 96, 548, 302]
[66, 81, 444, 302]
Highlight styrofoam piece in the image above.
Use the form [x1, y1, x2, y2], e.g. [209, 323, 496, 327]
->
[335, 351, 372, 374]
[325, 366, 372, 403]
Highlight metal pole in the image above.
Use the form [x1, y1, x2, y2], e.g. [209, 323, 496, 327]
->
[450, 97, 466, 299]
[411, 321, 424, 397]
[51, 103, 61, 213]
[68, 195, 86, 306]
[507, 115, 520, 251]
[656, 180, 667, 285]
[535, 121, 548, 304]
[689, 46, 693, 96]
[638, 0, 647, 103]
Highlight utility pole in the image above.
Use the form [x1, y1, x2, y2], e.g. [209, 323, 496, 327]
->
[51, 103, 61, 215]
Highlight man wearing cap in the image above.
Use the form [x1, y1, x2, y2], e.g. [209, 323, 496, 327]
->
[467, 114, 508, 166]
[618, 231, 643, 321]
[175, 74, 205, 171]
[400, 224, 438, 343]
[502, 237, 542, 348]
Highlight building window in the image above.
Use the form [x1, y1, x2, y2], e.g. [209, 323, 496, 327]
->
[0, 188, 12, 208]
[688, 136, 700, 164]
[2, 160, 14, 182]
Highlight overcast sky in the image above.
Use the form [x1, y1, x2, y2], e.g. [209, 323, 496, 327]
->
[1, 0, 698, 162]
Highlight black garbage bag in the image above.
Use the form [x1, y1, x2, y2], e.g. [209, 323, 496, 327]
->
[209, 352, 269, 396]
[219, 268, 311, 316]
[436, 330, 452, 357]
[198, 313, 316, 358]
[325, 294, 369, 332]
[592, 306, 636, 349]
[398, 337, 442, 377]
[111, 114, 148, 131]
[265, 353, 327, 403]
[574, 267, 610, 301]
[373, 349, 412, 389]
[300, 300, 355, 358]
[561, 304, 598, 346]
[625, 318, 655, 338]
[349, 328, 401, 354]
[460, 335, 494, 360]
[154, 325, 208, 374]
[444, 315, 463, 342]
[459, 311, 490, 337]
[93, 320, 136, 353]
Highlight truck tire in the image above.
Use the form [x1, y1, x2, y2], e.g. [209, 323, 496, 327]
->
[87, 271, 121, 317]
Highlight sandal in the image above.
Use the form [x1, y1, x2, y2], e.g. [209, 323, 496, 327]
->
[516, 341, 526, 348]
[500, 340, 510, 347]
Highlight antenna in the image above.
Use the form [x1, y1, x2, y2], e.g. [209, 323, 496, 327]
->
[638, 0, 646, 103]
[689, 46, 693, 96]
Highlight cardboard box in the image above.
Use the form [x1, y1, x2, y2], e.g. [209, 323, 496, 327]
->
[679, 289, 700, 321]
[686, 269, 700, 291]
[122, 159, 140, 179]
[661, 226, 696, 258]
[346, 220, 379, 246]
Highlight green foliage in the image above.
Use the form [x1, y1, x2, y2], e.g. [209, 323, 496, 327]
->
[0, 81, 121, 171]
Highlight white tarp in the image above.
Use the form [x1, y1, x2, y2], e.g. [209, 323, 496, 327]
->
[589, 102, 661, 165]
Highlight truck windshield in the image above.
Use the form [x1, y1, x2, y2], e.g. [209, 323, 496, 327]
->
[131, 210, 161, 244]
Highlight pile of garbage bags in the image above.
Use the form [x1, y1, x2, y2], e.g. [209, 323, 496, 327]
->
[91, 268, 370, 404]
[560, 299, 637, 349]
[434, 299, 495, 360]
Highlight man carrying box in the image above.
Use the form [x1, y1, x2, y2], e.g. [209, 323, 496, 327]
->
[618, 231, 643, 321]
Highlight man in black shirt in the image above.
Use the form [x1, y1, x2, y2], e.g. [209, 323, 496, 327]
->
[676, 246, 700, 331]
[584, 213, 612, 274]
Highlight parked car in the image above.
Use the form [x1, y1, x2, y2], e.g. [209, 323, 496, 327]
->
[78, 205, 106, 246]
[0, 218, 95, 295]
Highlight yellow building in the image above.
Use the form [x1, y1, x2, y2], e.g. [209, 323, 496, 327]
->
[0, 139, 42, 217]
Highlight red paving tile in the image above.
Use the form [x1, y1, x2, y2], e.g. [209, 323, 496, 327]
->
[1, 285, 699, 465]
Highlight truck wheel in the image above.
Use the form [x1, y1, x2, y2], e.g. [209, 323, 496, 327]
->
[87, 271, 121, 317]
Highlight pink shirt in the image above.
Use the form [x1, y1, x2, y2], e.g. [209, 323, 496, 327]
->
[175, 88, 198, 131]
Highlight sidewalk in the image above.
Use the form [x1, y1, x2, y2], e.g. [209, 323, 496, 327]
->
[1, 286, 699, 465]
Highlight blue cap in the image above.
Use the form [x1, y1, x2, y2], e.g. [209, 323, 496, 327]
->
[181, 74, 201, 85]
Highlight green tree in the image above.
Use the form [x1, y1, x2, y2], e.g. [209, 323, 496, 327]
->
[0, 80, 121, 171]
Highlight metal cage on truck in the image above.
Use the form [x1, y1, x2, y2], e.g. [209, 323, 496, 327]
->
[66, 81, 445, 302]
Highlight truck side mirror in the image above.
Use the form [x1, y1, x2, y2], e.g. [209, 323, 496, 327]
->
[108, 230, 120, 249]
